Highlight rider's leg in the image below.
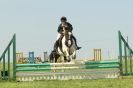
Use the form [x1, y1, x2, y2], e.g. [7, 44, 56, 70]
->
[53, 40, 59, 51]
[57, 33, 61, 40]
[72, 35, 81, 50]
[53, 33, 61, 51]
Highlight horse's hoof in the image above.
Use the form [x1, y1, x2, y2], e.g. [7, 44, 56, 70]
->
[67, 60, 71, 62]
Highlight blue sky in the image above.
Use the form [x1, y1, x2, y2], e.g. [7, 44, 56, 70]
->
[0, 0, 133, 59]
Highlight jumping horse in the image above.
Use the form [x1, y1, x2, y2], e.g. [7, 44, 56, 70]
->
[49, 26, 76, 63]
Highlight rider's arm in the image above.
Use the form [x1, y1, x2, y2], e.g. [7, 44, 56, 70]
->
[67, 22, 73, 32]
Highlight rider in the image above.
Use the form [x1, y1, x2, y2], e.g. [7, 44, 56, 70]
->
[54, 16, 81, 51]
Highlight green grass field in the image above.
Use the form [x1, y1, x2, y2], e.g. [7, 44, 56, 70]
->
[0, 77, 133, 88]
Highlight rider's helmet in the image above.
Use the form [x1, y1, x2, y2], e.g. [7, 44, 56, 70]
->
[61, 16, 67, 22]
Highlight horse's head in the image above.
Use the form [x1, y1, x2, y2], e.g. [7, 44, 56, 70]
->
[62, 27, 73, 48]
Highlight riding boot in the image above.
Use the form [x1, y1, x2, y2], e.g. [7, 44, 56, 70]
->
[72, 35, 81, 50]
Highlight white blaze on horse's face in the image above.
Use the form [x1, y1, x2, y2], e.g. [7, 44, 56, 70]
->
[68, 40, 71, 46]
[68, 32, 72, 46]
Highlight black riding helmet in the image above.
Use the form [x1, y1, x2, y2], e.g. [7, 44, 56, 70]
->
[61, 16, 67, 22]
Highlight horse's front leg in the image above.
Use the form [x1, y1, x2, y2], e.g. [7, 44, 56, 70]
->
[66, 56, 71, 62]
[60, 55, 64, 63]
[65, 51, 71, 62]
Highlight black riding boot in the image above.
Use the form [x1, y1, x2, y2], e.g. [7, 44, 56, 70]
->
[72, 35, 81, 50]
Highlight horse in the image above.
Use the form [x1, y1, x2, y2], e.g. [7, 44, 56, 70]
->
[49, 26, 76, 63]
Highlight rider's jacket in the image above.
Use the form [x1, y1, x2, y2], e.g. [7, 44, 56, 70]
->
[57, 22, 73, 34]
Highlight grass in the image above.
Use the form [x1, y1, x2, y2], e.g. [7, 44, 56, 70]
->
[0, 77, 133, 88]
